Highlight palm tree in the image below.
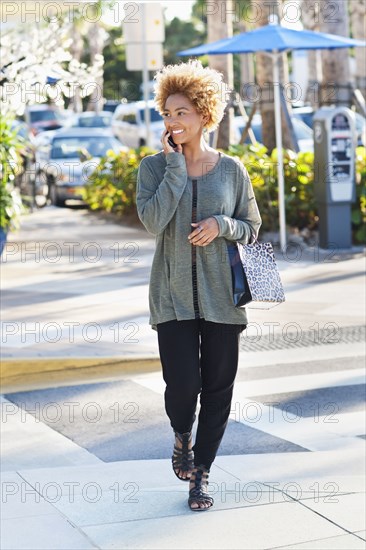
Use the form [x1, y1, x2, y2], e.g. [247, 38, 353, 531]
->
[86, 1, 107, 112]
[349, 0, 366, 98]
[238, 21, 254, 96]
[319, 0, 351, 105]
[68, 8, 86, 113]
[301, 0, 323, 107]
[206, 0, 234, 148]
[254, 0, 293, 151]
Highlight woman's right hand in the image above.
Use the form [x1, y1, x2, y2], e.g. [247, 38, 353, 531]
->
[161, 130, 183, 155]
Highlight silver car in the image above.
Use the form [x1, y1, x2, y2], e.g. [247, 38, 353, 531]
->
[40, 128, 128, 206]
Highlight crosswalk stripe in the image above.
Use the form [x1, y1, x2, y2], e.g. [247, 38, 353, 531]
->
[133, 369, 366, 453]
[233, 369, 365, 397]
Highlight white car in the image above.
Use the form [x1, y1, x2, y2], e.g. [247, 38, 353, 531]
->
[111, 100, 164, 149]
[233, 114, 314, 153]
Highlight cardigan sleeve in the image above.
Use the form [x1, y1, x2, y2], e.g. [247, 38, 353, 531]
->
[136, 152, 187, 236]
[211, 161, 262, 245]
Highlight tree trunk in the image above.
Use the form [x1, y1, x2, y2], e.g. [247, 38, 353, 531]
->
[349, 0, 366, 97]
[68, 20, 84, 113]
[301, 0, 323, 107]
[255, 0, 293, 151]
[319, 0, 351, 106]
[238, 21, 254, 100]
[86, 21, 106, 112]
[206, 0, 234, 149]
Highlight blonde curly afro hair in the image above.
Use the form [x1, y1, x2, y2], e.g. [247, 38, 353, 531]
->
[153, 59, 228, 132]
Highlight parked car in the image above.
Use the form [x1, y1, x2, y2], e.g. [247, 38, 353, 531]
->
[291, 106, 314, 130]
[24, 105, 65, 136]
[39, 128, 128, 207]
[103, 100, 121, 113]
[70, 111, 113, 128]
[111, 100, 164, 149]
[293, 106, 365, 147]
[233, 114, 314, 152]
[356, 113, 366, 147]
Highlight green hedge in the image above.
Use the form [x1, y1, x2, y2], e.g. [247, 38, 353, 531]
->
[80, 147, 157, 215]
[226, 143, 317, 233]
[81, 144, 366, 244]
[0, 115, 28, 232]
[354, 145, 366, 243]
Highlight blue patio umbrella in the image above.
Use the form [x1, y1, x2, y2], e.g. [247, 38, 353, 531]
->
[178, 20, 366, 250]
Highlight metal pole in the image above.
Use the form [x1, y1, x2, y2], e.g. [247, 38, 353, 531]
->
[141, 4, 152, 148]
[273, 50, 287, 251]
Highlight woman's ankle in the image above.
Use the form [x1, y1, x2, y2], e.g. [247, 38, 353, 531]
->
[193, 462, 211, 473]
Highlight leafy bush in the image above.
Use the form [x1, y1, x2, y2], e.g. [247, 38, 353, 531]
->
[0, 115, 27, 232]
[353, 146, 366, 244]
[80, 147, 156, 215]
[226, 143, 317, 233]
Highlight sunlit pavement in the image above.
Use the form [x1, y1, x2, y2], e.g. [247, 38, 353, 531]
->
[1, 205, 365, 549]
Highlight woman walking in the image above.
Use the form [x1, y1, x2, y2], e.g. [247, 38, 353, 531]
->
[136, 60, 261, 511]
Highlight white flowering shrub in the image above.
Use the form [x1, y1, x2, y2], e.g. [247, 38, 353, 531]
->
[0, 14, 104, 115]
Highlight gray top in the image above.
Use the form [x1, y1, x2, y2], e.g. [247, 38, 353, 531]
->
[136, 150, 262, 331]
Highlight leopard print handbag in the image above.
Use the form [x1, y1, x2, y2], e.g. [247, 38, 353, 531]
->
[227, 237, 285, 310]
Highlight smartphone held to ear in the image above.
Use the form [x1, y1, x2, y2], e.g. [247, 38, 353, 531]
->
[167, 133, 177, 149]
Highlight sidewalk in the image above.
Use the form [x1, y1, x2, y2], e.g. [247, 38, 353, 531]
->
[1, 206, 364, 388]
[1, 206, 365, 549]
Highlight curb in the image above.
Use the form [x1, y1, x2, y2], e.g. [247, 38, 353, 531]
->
[1, 357, 161, 394]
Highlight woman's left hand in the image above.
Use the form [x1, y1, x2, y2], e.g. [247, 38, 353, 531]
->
[188, 217, 219, 246]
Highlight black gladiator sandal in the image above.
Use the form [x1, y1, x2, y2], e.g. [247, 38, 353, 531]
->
[171, 431, 194, 482]
[188, 464, 214, 511]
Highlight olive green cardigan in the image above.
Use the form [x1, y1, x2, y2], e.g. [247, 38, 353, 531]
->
[136, 151, 262, 331]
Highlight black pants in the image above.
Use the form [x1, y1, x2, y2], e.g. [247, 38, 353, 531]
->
[157, 318, 246, 470]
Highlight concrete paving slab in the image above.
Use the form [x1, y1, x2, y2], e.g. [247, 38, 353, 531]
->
[0, 471, 59, 520]
[2, 453, 364, 550]
[263, 474, 365, 498]
[16, 455, 364, 508]
[81, 500, 346, 550]
[213, 451, 366, 484]
[17, 458, 240, 496]
[1, 514, 98, 550]
[0, 396, 101, 471]
[278, 533, 366, 549]
[47, 485, 282, 527]
[302, 492, 366, 533]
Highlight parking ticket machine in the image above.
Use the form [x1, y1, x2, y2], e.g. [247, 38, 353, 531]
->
[313, 107, 357, 249]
